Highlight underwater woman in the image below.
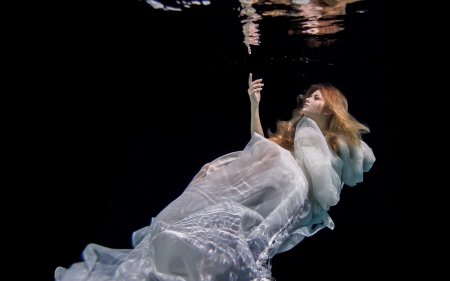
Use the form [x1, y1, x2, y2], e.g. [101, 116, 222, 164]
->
[55, 73, 375, 281]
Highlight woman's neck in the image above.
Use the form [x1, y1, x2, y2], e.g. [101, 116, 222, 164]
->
[314, 116, 331, 135]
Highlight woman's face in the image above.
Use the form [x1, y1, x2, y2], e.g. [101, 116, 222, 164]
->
[301, 90, 329, 118]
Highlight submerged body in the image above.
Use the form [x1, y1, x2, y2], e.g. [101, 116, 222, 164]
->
[55, 116, 375, 281]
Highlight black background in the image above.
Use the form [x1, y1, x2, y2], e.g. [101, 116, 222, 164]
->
[45, 0, 394, 279]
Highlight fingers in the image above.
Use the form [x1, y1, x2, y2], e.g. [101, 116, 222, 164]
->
[249, 73, 263, 85]
[248, 73, 263, 97]
[251, 82, 264, 91]
[250, 79, 263, 88]
[249, 87, 263, 95]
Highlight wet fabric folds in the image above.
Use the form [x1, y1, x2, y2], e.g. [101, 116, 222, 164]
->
[55, 117, 375, 281]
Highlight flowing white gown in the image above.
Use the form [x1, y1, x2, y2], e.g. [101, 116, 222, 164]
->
[55, 117, 375, 281]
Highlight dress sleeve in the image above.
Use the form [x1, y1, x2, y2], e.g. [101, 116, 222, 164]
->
[294, 117, 341, 210]
[361, 140, 376, 172]
[337, 138, 375, 187]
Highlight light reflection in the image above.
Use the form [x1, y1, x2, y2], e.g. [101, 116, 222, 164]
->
[304, 37, 337, 48]
[241, 0, 361, 50]
[298, 19, 344, 34]
[260, 0, 360, 35]
[240, 0, 262, 54]
[143, 0, 364, 49]
[145, 0, 211, 10]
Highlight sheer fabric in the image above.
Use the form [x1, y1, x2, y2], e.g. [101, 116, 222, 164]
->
[55, 117, 375, 281]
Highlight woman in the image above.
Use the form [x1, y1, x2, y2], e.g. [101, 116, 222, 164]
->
[55, 74, 375, 281]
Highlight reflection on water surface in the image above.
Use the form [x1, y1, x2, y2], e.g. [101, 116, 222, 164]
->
[145, 0, 366, 50]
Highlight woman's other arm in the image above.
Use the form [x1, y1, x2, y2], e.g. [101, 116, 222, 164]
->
[248, 73, 265, 137]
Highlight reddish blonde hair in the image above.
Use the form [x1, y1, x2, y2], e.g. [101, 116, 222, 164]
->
[268, 83, 370, 156]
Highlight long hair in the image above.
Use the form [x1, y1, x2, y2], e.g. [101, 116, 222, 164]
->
[267, 83, 370, 156]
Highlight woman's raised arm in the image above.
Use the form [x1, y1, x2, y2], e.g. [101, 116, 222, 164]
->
[248, 73, 265, 137]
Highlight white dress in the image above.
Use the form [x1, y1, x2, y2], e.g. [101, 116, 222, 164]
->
[55, 117, 375, 281]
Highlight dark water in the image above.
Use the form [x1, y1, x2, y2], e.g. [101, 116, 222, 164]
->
[48, 0, 393, 279]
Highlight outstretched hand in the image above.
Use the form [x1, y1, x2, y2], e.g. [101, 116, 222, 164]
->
[248, 73, 263, 108]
